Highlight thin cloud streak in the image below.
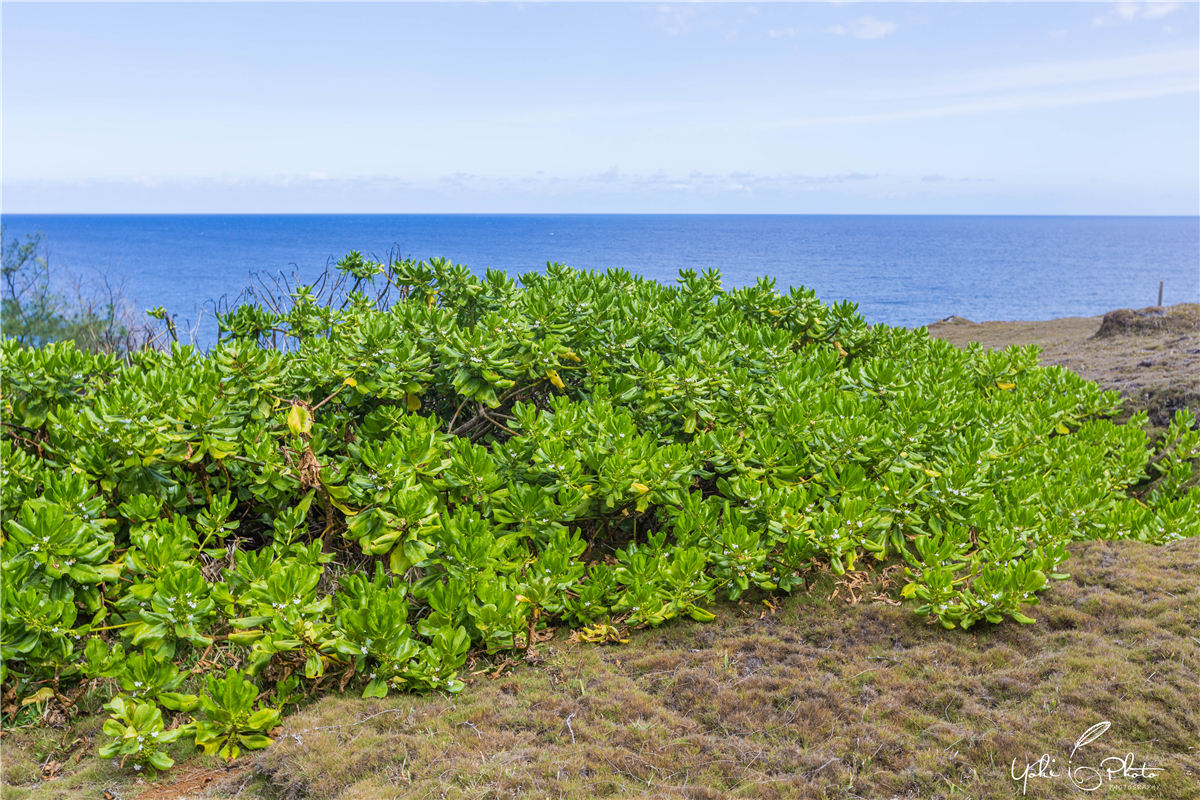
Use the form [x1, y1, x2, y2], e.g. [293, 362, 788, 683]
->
[773, 81, 1198, 130]
[483, 50, 1198, 131]
[893, 49, 1198, 102]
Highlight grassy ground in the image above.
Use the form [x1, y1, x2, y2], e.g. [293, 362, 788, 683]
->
[4, 537, 1198, 800]
[927, 304, 1200, 428]
[5, 306, 1198, 800]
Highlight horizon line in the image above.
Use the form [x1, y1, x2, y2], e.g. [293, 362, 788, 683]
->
[5, 212, 1199, 218]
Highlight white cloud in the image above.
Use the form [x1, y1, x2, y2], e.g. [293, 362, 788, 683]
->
[1094, 3, 1180, 27]
[1143, 3, 1181, 20]
[654, 4, 697, 36]
[726, 171, 879, 185]
[828, 16, 897, 41]
[439, 173, 480, 186]
[587, 166, 621, 183]
[768, 28, 798, 39]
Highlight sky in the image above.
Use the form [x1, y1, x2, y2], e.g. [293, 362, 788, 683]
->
[2, 1, 1198, 215]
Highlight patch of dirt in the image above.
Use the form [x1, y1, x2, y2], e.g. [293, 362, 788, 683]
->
[928, 303, 1200, 427]
[135, 765, 250, 799]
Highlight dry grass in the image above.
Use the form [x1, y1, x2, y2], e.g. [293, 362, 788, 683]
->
[927, 303, 1200, 428]
[8, 538, 1195, 800]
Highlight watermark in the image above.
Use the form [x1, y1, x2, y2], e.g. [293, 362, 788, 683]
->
[1010, 721, 1163, 795]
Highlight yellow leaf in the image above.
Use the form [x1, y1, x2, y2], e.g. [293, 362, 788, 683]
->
[923, 469, 941, 478]
[1055, 422, 1070, 435]
[515, 595, 530, 603]
[631, 482, 650, 494]
[901, 583, 918, 599]
[22, 687, 55, 706]
[343, 377, 357, 387]
[996, 381, 1016, 391]
[574, 623, 629, 644]
[547, 370, 565, 390]
[406, 393, 422, 412]
[287, 405, 312, 436]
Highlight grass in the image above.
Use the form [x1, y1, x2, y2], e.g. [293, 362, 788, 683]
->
[4, 536, 1197, 800]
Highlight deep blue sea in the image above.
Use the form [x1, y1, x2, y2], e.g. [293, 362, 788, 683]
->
[3, 214, 1197, 347]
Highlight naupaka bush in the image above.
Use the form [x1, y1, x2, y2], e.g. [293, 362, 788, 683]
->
[2, 255, 1197, 771]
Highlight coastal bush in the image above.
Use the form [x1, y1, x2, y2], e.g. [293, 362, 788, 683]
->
[2, 254, 1197, 770]
[1, 225, 153, 354]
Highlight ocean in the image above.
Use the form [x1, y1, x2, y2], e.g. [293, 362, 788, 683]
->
[3, 214, 1197, 348]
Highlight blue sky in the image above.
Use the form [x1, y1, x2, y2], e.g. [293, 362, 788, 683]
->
[3, 2, 1197, 214]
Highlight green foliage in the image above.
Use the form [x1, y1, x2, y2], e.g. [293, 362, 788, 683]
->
[3, 254, 1197, 773]
[97, 696, 188, 773]
[193, 669, 281, 762]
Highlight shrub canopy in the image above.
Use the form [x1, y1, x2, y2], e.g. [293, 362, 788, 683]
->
[2, 255, 1197, 767]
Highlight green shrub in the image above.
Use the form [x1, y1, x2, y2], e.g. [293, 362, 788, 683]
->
[2, 254, 1197, 772]
[1, 225, 150, 354]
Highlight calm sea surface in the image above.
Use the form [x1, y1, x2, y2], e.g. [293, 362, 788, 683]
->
[3, 214, 1197, 347]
